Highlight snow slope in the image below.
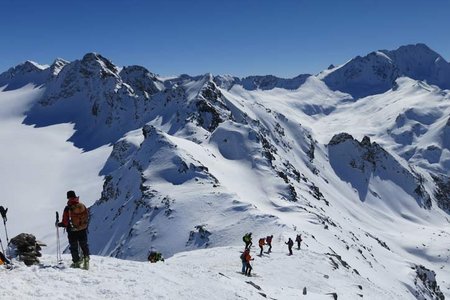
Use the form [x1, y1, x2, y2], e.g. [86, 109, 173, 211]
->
[0, 44, 449, 299]
[0, 246, 434, 300]
[0, 84, 110, 251]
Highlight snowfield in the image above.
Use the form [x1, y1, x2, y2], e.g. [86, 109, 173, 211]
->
[0, 84, 110, 252]
[0, 43, 449, 299]
[0, 246, 417, 300]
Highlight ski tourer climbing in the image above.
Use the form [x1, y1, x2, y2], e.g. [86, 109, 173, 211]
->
[266, 235, 273, 253]
[57, 190, 90, 269]
[243, 248, 254, 276]
[285, 238, 294, 255]
[240, 250, 247, 274]
[258, 237, 265, 256]
[243, 232, 252, 250]
[295, 234, 302, 250]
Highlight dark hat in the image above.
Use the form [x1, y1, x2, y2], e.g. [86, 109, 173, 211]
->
[67, 190, 77, 199]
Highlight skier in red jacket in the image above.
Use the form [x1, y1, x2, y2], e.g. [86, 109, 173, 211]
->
[243, 248, 254, 276]
[57, 190, 90, 269]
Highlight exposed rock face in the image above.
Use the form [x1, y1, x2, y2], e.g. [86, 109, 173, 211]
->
[213, 74, 311, 91]
[194, 81, 231, 132]
[328, 133, 431, 207]
[431, 174, 450, 212]
[119, 65, 163, 98]
[412, 265, 445, 300]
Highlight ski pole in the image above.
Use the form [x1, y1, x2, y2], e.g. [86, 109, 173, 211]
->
[0, 235, 4, 255]
[56, 212, 62, 264]
[0, 206, 9, 244]
[0, 206, 10, 261]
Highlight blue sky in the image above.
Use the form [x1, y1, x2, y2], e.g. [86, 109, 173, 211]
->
[0, 0, 449, 77]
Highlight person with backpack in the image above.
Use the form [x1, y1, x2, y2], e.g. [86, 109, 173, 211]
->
[242, 232, 252, 250]
[258, 237, 265, 256]
[243, 248, 254, 276]
[240, 249, 247, 274]
[266, 235, 273, 253]
[285, 237, 294, 255]
[295, 234, 303, 250]
[57, 190, 90, 269]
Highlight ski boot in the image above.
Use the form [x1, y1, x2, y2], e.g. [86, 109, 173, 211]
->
[70, 260, 82, 268]
[82, 256, 90, 270]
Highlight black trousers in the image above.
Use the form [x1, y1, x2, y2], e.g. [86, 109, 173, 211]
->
[68, 229, 90, 262]
[245, 262, 252, 275]
[245, 241, 252, 249]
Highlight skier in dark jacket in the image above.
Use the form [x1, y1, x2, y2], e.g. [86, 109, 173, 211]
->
[295, 234, 302, 250]
[266, 235, 273, 253]
[57, 190, 90, 269]
[285, 238, 294, 255]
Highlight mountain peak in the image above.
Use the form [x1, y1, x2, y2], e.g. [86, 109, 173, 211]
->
[0, 60, 49, 89]
[1, 60, 48, 77]
[79, 52, 118, 78]
[119, 65, 162, 98]
[322, 43, 450, 99]
[49, 58, 69, 77]
[22, 60, 49, 71]
[381, 43, 444, 65]
[391, 43, 436, 54]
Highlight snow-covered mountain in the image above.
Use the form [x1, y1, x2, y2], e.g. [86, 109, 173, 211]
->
[1, 43, 449, 299]
[320, 43, 450, 98]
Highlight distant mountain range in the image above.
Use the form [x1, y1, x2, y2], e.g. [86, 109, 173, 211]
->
[1, 43, 449, 299]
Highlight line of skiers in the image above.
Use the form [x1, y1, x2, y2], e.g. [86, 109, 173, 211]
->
[241, 233, 303, 276]
[2, 191, 305, 272]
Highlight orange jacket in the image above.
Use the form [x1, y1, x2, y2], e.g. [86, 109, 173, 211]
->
[259, 238, 265, 247]
[244, 251, 252, 263]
